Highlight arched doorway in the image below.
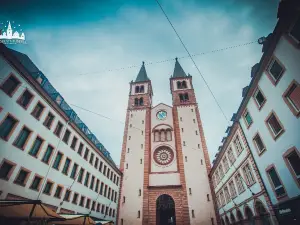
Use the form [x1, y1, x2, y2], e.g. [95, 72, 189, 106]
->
[156, 194, 176, 225]
[236, 210, 244, 225]
[221, 218, 226, 225]
[255, 201, 271, 225]
[225, 216, 230, 225]
[230, 213, 236, 225]
[245, 206, 255, 225]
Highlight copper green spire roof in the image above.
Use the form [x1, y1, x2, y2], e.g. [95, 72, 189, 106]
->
[172, 57, 187, 78]
[135, 61, 150, 82]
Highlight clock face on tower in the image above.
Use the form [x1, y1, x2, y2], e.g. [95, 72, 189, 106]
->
[157, 110, 167, 120]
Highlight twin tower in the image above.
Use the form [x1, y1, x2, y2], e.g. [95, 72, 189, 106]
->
[117, 59, 217, 225]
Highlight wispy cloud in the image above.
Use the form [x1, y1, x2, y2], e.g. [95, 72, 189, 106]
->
[4, 0, 278, 165]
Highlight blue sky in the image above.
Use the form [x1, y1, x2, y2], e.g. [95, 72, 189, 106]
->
[1, 0, 279, 166]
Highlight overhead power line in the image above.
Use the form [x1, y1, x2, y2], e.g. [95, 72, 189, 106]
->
[155, 0, 231, 124]
[50, 41, 256, 79]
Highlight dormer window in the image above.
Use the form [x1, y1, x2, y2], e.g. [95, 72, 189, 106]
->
[179, 93, 189, 103]
[177, 81, 187, 89]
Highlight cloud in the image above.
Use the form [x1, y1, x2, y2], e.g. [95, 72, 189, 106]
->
[9, 0, 278, 165]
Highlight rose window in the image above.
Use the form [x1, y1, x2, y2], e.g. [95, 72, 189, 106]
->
[154, 147, 174, 166]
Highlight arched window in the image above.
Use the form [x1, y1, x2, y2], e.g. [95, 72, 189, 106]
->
[160, 129, 166, 141]
[154, 131, 160, 142]
[139, 98, 144, 106]
[182, 81, 187, 88]
[135, 86, 140, 93]
[134, 98, 139, 106]
[179, 94, 184, 102]
[255, 201, 271, 225]
[166, 129, 172, 141]
[140, 85, 144, 93]
[177, 81, 182, 89]
[184, 93, 189, 101]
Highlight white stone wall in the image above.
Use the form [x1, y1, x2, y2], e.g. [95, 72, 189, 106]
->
[211, 127, 274, 224]
[151, 104, 178, 174]
[0, 55, 119, 221]
[118, 109, 146, 225]
[239, 36, 300, 205]
[177, 105, 216, 225]
[131, 82, 149, 95]
[172, 79, 192, 91]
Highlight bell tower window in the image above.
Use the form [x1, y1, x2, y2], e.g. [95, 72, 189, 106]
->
[134, 98, 139, 106]
[177, 80, 187, 89]
[179, 93, 189, 103]
[140, 85, 144, 93]
[139, 98, 144, 106]
[135, 86, 140, 93]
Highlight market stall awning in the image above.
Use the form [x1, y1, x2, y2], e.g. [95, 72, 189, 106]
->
[53, 214, 96, 225]
[0, 200, 63, 221]
[94, 220, 114, 225]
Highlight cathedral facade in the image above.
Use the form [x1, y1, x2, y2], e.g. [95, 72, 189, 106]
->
[117, 59, 217, 225]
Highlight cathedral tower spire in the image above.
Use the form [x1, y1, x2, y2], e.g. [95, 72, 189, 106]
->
[135, 61, 150, 82]
[117, 59, 218, 225]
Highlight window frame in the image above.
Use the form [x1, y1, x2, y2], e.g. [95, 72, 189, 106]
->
[72, 192, 79, 205]
[16, 88, 34, 110]
[242, 109, 253, 129]
[265, 111, 285, 140]
[54, 184, 64, 199]
[228, 179, 237, 199]
[53, 121, 63, 138]
[252, 132, 267, 156]
[64, 189, 71, 202]
[28, 135, 44, 158]
[62, 157, 71, 175]
[70, 136, 78, 150]
[43, 112, 55, 129]
[266, 164, 288, 200]
[266, 56, 285, 86]
[12, 125, 33, 151]
[41, 144, 55, 165]
[0, 159, 17, 181]
[31, 101, 46, 120]
[62, 129, 71, 144]
[29, 174, 44, 191]
[52, 151, 64, 170]
[288, 15, 300, 44]
[0, 113, 19, 141]
[43, 179, 54, 196]
[0, 73, 21, 97]
[13, 167, 31, 187]
[282, 79, 300, 117]
[242, 163, 256, 186]
[253, 86, 267, 110]
[283, 147, 300, 188]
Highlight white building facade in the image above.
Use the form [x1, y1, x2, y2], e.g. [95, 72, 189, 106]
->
[0, 44, 121, 222]
[210, 122, 277, 225]
[236, 2, 300, 224]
